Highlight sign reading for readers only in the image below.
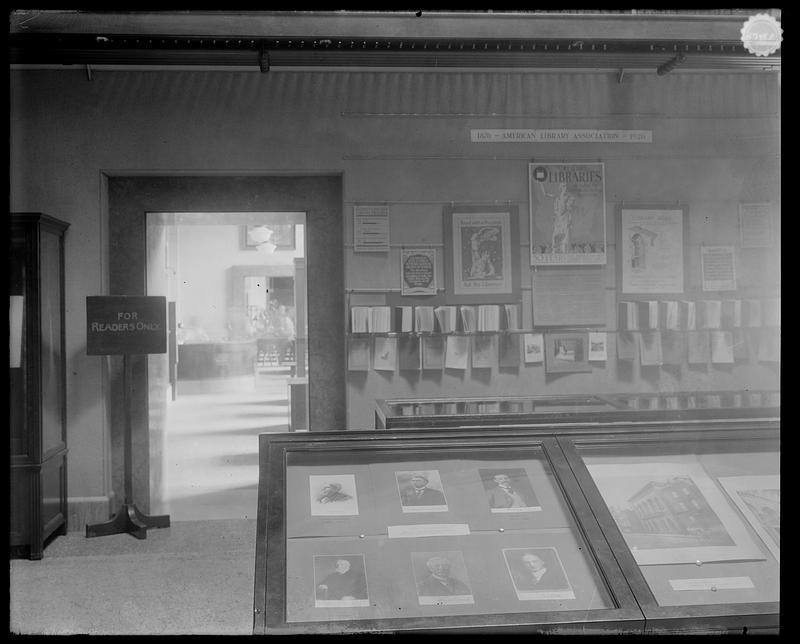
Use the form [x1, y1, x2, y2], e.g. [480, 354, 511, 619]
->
[86, 296, 167, 355]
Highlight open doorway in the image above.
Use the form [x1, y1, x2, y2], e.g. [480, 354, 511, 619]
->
[145, 212, 307, 521]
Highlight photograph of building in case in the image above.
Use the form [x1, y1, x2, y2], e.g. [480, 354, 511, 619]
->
[313, 555, 370, 607]
[503, 547, 575, 601]
[719, 475, 780, 561]
[396, 470, 448, 512]
[587, 462, 764, 565]
[308, 474, 360, 516]
[478, 467, 542, 513]
[411, 551, 474, 605]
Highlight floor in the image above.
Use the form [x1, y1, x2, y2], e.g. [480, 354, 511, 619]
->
[152, 367, 293, 521]
[10, 519, 257, 635]
[10, 369, 295, 635]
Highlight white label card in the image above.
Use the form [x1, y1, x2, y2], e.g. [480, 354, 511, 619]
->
[387, 524, 471, 539]
[669, 577, 755, 591]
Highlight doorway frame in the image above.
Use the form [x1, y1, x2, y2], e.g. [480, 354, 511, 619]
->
[104, 173, 344, 512]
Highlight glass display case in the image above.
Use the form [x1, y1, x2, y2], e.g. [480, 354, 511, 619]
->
[253, 430, 643, 634]
[254, 419, 779, 634]
[558, 425, 779, 634]
[374, 390, 780, 430]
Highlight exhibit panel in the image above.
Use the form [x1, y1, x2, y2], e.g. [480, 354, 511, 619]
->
[558, 425, 779, 634]
[254, 431, 643, 634]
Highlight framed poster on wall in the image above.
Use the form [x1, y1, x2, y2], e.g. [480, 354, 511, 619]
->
[619, 207, 685, 295]
[443, 205, 520, 304]
[241, 224, 296, 250]
[529, 162, 606, 266]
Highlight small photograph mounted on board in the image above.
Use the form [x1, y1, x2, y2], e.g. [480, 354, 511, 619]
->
[313, 554, 370, 607]
[309, 474, 360, 517]
[478, 467, 542, 513]
[544, 332, 592, 374]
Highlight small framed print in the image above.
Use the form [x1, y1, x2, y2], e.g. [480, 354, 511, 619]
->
[400, 248, 437, 296]
[479, 468, 542, 513]
[309, 474, 359, 516]
[242, 224, 296, 250]
[411, 551, 474, 605]
[395, 470, 448, 513]
[503, 547, 576, 601]
[313, 554, 370, 607]
[443, 205, 520, 303]
[544, 332, 591, 374]
[523, 333, 544, 363]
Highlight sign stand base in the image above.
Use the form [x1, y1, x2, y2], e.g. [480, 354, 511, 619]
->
[84, 350, 171, 540]
[86, 503, 170, 540]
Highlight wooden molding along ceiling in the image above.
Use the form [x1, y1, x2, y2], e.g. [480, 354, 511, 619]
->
[9, 10, 780, 72]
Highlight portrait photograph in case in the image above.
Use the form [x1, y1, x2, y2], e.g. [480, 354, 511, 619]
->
[478, 467, 542, 513]
[395, 470, 449, 513]
[313, 554, 370, 608]
[503, 547, 576, 601]
[309, 474, 360, 516]
[411, 550, 474, 605]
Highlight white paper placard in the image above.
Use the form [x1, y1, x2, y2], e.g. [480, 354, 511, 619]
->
[669, 577, 754, 591]
[739, 203, 774, 248]
[588, 332, 608, 361]
[472, 129, 652, 144]
[701, 245, 737, 292]
[353, 205, 390, 252]
[523, 333, 544, 363]
[387, 524, 471, 539]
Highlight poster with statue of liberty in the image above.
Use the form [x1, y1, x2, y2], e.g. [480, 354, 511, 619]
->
[529, 162, 606, 265]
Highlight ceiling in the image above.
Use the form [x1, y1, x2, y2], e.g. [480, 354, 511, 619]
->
[9, 10, 781, 72]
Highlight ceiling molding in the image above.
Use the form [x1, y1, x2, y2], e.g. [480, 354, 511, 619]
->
[9, 11, 780, 72]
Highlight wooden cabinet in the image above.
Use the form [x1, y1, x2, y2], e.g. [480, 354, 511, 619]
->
[9, 213, 69, 559]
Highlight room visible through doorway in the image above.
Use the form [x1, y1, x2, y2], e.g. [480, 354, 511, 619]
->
[145, 212, 307, 521]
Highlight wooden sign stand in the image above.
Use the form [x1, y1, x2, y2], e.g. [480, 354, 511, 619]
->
[86, 353, 170, 539]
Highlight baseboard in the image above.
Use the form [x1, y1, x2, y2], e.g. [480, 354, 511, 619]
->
[67, 495, 115, 532]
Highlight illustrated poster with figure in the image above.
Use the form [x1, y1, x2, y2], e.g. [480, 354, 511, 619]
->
[529, 162, 606, 265]
[451, 211, 513, 296]
[620, 208, 684, 293]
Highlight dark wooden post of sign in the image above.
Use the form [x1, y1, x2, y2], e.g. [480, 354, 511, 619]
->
[84, 296, 171, 540]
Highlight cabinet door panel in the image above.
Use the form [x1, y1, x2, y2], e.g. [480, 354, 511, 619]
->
[39, 231, 65, 455]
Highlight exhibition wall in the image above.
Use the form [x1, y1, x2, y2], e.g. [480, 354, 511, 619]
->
[9, 69, 780, 516]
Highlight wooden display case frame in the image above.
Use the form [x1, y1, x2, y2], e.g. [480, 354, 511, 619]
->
[253, 429, 644, 635]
